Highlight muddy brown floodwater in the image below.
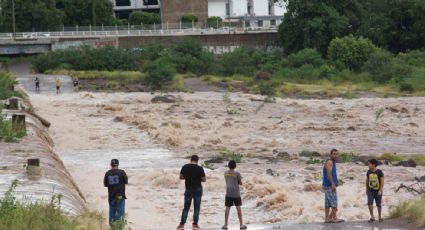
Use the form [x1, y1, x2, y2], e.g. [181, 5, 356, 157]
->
[29, 92, 425, 229]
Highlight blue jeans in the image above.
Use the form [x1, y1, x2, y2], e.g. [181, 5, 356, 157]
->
[180, 187, 203, 225]
[109, 199, 125, 226]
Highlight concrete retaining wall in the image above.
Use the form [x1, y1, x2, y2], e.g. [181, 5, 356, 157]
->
[0, 99, 87, 215]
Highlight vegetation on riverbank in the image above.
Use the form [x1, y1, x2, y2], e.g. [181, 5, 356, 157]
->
[0, 72, 26, 142]
[30, 39, 425, 97]
[0, 180, 106, 230]
[390, 195, 425, 228]
[0, 72, 20, 100]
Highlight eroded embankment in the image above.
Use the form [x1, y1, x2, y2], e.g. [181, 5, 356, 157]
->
[0, 98, 86, 215]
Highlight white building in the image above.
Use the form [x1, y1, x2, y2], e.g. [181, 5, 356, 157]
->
[208, 0, 286, 28]
[112, 0, 160, 18]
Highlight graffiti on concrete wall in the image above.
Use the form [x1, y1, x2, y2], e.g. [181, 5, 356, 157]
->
[0, 44, 50, 55]
[52, 38, 118, 51]
[203, 45, 282, 54]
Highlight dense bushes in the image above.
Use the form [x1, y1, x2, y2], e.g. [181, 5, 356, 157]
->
[32, 46, 140, 73]
[207, 17, 223, 28]
[221, 47, 258, 76]
[328, 36, 377, 71]
[143, 58, 176, 89]
[287, 48, 324, 68]
[169, 40, 213, 75]
[0, 72, 20, 100]
[181, 15, 198, 23]
[129, 11, 161, 25]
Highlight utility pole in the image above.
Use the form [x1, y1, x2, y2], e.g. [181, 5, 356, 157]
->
[12, 0, 16, 38]
[91, 0, 96, 26]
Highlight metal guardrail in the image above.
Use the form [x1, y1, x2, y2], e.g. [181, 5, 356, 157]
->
[0, 24, 279, 39]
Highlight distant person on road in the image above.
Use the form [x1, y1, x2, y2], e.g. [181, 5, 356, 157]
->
[323, 149, 344, 223]
[366, 159, 384, 223]
[55, 78, 61, 94]
[177, 155, 206, 230]
[222, 160, 247, 230]
[104, 159, 128, 228]
[35, 76, 40, 91]
[73, 78, 79, 91]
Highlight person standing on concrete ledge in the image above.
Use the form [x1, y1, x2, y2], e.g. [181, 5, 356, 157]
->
[177, 155, 206, 230]
[104, 159, 128, 228]
[323, 149, 344, 223]
[222, 160, 247, 230]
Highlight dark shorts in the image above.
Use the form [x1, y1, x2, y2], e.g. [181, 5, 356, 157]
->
[367, 190, 382, 207]
[56, 86, 60, 90]
[225, 196, 242, 207]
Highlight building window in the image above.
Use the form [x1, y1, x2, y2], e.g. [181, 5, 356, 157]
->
[245, 21, 250, 27]
[115, 0, 130, 6]
[143, 0, 158, 5]
[247, 3, 252, 15]
[225, 3, 230, 16]
[270, 19, 276, 26]
[258, 20, 263, 27]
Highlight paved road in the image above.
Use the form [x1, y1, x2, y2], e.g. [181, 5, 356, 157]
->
[206, 219, 421, 230]
[8, 62, 74, 94]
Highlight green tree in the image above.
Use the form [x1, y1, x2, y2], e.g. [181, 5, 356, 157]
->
[279, 0, 425, 55]
[206, 17, 222, 28]
[181, 15, 198, 23]
[278, 1, 350, 55]
[362, 48, 411, 83]
[129, 11, 161, 25]
[143, 58, 177, 89]
[328, 35, 377, 71]
[0, 0, 65, 32]
[56, 0, 114, 26]
[287, 48, 324, 68]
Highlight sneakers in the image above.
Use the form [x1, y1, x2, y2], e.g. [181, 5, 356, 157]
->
[192, 224, 201, 229]
[176, 224, 185, 230]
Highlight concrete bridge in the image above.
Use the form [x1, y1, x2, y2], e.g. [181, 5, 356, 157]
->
[0, 27, 280, 55]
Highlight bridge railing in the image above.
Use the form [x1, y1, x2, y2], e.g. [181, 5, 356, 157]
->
[0, 23, 279, 39]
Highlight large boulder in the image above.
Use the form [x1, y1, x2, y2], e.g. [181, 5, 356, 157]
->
[273, 149, 291, 160]
[255, 71, 272, 81]
[415, 175, 425, 182]
[266, 169, 279, 176]
[299, 150, 321, 158]
[204, 157, 224, 164]
[151, 95, 179, 103]
[394, 159, 417, 168]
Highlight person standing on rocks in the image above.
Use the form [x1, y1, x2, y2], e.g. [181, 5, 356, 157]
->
[73, 78, 79, 91]
[35, 76, 40, 92]
[55, 78, 61, 94]
[177, 155, 206, 230]
[222, 160, 247, 230]
[104, 159, 128, 227]
[323, 149, 344, 223]
[366, 159, 384, 223]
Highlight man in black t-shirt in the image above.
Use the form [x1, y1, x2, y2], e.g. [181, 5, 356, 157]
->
[104, 159, 128, 227]
[366, 159, 384, 223]
[177, 155, 206, 230]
